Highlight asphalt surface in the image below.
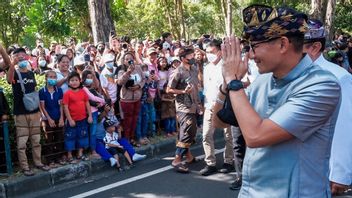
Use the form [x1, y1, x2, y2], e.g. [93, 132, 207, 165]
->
[27, 140, 239, 198]
[18, 137, 352, 198]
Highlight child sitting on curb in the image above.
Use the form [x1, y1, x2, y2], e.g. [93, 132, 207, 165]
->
[96, 104, 146, 169]
[103, 119, 133, 171]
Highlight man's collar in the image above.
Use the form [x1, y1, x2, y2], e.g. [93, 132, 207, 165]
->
[272, 54, 312, 87]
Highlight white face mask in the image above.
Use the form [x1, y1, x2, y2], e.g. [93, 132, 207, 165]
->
[143, 71, 150, 78]
[206, 53, 218, 63]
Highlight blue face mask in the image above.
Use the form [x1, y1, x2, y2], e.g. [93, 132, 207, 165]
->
[18, 60, 29, 69]
[105, 62, 114, 69]
[47, 78, 57, 86]
[39, 60, 47, 67]
[85, 79, 93, 85]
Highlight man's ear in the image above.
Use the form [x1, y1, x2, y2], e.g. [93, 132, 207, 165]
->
[279, 37, 290, 54]
[313, 42, 323, 56]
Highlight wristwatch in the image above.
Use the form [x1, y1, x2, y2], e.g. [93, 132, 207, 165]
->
[227, 80, 244, 91]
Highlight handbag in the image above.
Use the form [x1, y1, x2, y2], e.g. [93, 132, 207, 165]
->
[15, 69, 39, 111]
[216, 94, 239, 127]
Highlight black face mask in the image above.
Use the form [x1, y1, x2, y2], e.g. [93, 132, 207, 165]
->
[187, 58, 196, 65]
[98, 48, 105, 53]
[98, 65, 105, 71]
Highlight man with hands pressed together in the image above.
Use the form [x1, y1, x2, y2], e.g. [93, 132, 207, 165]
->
[213, 5, 341, 198]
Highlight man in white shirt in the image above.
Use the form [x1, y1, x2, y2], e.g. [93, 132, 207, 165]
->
[200, 39, 234, 176]
[303, 19, 352, 196]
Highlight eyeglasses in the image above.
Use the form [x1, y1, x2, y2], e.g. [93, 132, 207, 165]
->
[248, 37, 280, 53]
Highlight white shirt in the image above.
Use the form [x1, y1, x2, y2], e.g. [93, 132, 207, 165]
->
[103, 132, 120, 149]
[203, 59, 224, 109]
[100, 68, 117, 103]
[315, 54, 352, 185]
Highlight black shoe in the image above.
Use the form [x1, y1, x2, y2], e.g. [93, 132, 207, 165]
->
[200, 165, 217, 176]
[229, 178, 242, 190]
[219, 163, 234, 173]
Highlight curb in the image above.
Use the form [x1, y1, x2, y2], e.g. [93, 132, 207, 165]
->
[0, 131, 222, 197]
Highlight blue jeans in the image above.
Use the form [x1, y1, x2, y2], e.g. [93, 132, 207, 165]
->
[147, 103, 156, 137]
[89, 111, 98, 151]
[163, 118, 176, 134]
[64, 119, 89, 151]
[136, 102, 149, 141]
[118, 138, 135, 158]
[96, 139, 112, 161]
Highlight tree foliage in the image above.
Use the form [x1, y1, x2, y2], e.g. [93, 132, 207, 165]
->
[0, 0, 351, 48]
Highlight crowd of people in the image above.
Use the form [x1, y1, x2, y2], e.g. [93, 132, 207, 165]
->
[0, 3, 352, 197]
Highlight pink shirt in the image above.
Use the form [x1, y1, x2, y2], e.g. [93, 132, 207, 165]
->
[83, 87, 105, 113]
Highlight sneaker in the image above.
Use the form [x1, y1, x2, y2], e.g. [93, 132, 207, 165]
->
[200, 165, 217, 176]
[109, 158, 117, 167]
[229, 178, 242, 190]
[218, 163, 234, 173]
[132, 153, 147, 162]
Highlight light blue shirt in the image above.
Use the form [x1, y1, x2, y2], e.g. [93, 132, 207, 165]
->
[314, 54, 352, 185]
[239, 55, 341, 198]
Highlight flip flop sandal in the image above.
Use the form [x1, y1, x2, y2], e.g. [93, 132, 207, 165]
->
[36, 165, 50, 171]
[172, 163, 189, 173]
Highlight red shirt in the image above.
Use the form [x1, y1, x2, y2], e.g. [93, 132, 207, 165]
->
[63, 89, 88, 121]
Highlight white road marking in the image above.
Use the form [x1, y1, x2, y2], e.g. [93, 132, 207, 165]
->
[69, 148, 225, 198]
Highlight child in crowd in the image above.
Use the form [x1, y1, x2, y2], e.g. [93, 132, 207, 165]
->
[103, 119, 134, 171]
[39, 70, 65, 167]
[160, 83, 177, 137]
[146, 69, 158, 138]
[135, 65, 151, 145]
[82, 70, 105, 158]
[62, 71, 93, 163]
[96, 104, 146, 168]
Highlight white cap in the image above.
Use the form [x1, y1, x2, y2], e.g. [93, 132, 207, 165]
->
[74, 55, 85, 66]
[102, 53, 115, 64]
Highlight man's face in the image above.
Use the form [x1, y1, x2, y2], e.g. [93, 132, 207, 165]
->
[183, 53, 195, 64]
[166, 35, 173, 43]
[50, 43, 57, 51]
[248, 37, 281, 74]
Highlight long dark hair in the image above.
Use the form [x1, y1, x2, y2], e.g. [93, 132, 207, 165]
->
[157, 57, 169, 71]
[81, 70, 93, 87]
[121, 52, 136, 72]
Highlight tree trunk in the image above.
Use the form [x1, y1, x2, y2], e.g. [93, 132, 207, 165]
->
[88, 0, 115, 45]
[161, 0, 180, 40]
[226, 0, 232, 36]
[325, 0, 336, 43]
[178, 0, 186, 40]
[220, 0, 228, 36]
[310, 0, 325, 21]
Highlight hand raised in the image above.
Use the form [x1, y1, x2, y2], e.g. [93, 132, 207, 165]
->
[221, 35, 249, 84]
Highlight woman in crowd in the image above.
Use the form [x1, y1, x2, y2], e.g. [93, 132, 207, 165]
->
[56, 54, 71, 93]
[117, 52, 144, 147]
[39, 71, 65, 167]
[82, 70, 105, 158]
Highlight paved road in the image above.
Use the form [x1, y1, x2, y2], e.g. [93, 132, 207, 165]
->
[29, 140, 239, 198]
[23, 138, 352, 198]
